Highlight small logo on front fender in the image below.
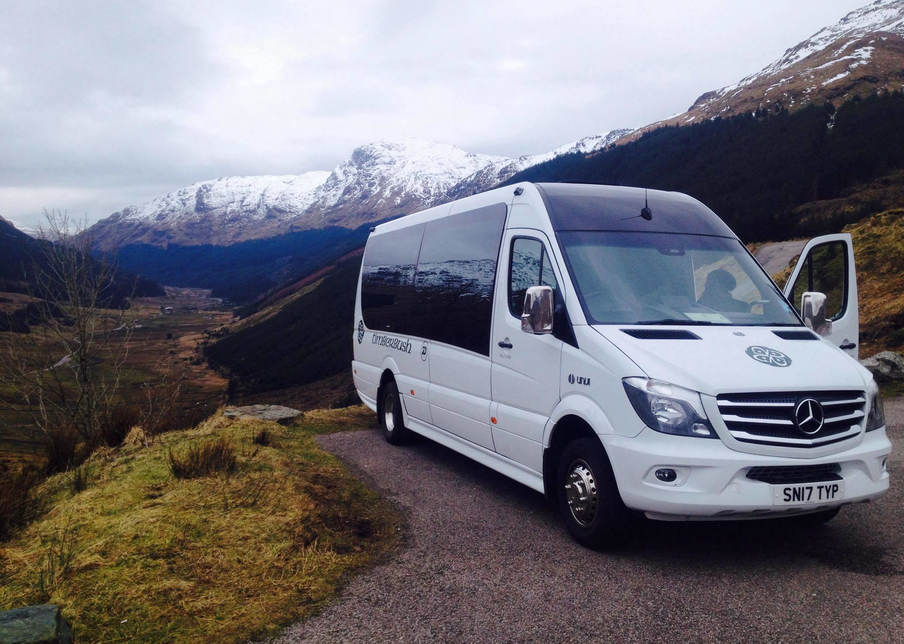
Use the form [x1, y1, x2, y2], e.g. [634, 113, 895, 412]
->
[568, 374, 590, 386]
[357, 320, 365, 344]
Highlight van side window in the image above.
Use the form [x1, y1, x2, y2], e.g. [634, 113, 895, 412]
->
[411, 203, 507, 355]
[509, 238, 558, 317]
[361, 223, 425, 333]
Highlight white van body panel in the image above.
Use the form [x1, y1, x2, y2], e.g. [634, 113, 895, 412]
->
[353, 181, 891, 521]
[592, 325, 869, 396]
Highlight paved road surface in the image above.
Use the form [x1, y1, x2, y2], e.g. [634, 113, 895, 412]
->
[272, 399, 903, 644]
[755, 240, 808, 276]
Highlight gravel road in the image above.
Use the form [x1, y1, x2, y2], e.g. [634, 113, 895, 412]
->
[754, 240, 808, 275]
[272, 400, 903, 644]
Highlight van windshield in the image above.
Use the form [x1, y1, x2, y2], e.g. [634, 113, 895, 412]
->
[558, 231, 801, 326]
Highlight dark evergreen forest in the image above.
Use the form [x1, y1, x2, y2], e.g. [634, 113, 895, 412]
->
[505, 92, 904, 242]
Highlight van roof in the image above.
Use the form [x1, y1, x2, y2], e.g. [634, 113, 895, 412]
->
[535, 183, 735, 238]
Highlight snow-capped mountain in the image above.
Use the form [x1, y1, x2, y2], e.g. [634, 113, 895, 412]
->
[297, 139, 508, 230]
[88, 172, 330, 249]
[88, 132, 632, 249]
[638, 0, 904, 132]
[446, 129, 632, 200]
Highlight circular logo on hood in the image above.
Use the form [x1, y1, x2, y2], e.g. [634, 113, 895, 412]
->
[745, 345, 792, 368]
[357, 320, 365, 344]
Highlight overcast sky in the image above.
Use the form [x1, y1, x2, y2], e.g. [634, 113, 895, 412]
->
[0, 0, 869, 228]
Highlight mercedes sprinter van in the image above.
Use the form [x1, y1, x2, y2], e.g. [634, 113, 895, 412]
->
[351, 183, 890, 548]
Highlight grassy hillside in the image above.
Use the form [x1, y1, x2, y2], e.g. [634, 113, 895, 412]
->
[770, 209, 904, 357]
[505, 92, 904, 243]
[0, 407, 397, 644]
[842, 209, 904, 355]
[204, 255, 361, 401]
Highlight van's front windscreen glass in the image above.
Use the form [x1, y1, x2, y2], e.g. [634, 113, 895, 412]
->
[559, 232, 801, 326]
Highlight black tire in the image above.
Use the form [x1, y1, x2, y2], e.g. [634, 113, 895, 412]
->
[557, 437, 632, 549]
[787, 506, 841, 528]
[380, 381, 411, 445]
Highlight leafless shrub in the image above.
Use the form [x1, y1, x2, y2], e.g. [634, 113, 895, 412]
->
[0, 464, 43, 541]
[42, 423, 85, 475]
[0, 210, 138, 448]
[100, 405, 142, 447]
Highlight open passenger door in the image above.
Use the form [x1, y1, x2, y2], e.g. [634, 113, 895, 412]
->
[782, 233, 859, 359]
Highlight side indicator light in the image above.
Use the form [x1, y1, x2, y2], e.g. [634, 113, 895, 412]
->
[491, 417, 497, 424]
[410, 390, 415, 396]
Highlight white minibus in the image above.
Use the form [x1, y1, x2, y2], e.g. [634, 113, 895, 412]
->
[351, 182, 890, 548]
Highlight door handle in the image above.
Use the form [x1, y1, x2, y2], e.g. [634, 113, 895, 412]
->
[498, 340, 513, 349]
[839, 342, 856, 350]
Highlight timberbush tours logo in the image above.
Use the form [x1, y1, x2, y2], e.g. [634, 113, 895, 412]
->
[372, 333, 412, 354]
[745, 345, 792, 368]
[357, 320, 365, 344]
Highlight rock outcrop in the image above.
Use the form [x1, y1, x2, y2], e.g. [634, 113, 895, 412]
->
[0, 605, 72, 644]
[861, 350, 904, 382]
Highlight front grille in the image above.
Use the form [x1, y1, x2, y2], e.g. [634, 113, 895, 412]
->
[747, 463, 841, 485]
[716, 390, 865, 448]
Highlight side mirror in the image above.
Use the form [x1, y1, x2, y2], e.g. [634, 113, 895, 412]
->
[521, 285, 554, 334]
[801, 291, 832, 337]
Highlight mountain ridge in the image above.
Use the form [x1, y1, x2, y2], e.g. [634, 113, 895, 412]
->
[86, 131, 632, 250]
[629, 0, 904, 137]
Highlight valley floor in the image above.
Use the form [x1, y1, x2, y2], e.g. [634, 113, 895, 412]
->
[0, 287, 231, 464]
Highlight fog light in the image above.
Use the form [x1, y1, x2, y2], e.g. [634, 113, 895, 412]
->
[882, 457, 888, 472]
[655, 468, 677, 483]
[691, 423, 713, 437]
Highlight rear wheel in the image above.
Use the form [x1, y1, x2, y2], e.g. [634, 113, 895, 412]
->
[380, 381, 411, 445]
[557, 437, 631, 549]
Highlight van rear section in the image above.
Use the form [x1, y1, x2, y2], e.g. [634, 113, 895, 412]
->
[352, 182, 891, 549]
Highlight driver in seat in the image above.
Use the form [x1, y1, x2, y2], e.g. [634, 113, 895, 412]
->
[698, 269, 748, 313]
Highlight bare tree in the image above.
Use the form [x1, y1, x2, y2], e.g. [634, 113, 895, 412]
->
[0, 210, 137, 447]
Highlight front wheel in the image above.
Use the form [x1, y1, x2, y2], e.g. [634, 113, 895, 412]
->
[557, 437, 632, 549]
[380, 381, 411, 445]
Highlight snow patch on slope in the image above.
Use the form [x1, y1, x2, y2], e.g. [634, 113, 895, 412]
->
[709, 0, 903, 101]
[116, 172, 331, 224]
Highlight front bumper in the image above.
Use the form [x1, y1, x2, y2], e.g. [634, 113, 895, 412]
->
[602, 426, 891, 521]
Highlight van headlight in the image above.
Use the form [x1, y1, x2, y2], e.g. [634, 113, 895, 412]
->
[866, 384, 886, 432]
[623, 378, 718, 438]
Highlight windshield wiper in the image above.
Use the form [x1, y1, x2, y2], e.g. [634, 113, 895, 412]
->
[634, 319, 720, 326]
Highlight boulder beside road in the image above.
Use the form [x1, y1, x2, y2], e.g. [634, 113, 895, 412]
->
[222, 404, 304, 425]
[0, 605, 72, 644]
[860, 351, 904, 383]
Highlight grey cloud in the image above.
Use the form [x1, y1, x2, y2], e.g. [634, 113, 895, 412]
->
[0, 0, 870, 227]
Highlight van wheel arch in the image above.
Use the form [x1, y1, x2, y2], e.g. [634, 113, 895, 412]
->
[543, 415, 605, 499]
[376, 369, 396, 420]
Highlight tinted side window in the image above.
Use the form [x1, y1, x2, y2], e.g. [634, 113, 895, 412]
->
[509, 238, 558, 317]
[789, 241, 847, 320]
[361, 224, 425, 332]
[413, 204, 507, 355]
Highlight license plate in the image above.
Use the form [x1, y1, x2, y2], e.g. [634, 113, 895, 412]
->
[773, 481, 845, 506]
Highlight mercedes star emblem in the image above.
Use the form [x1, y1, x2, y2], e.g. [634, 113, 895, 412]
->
[794, 398, 825, 435]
